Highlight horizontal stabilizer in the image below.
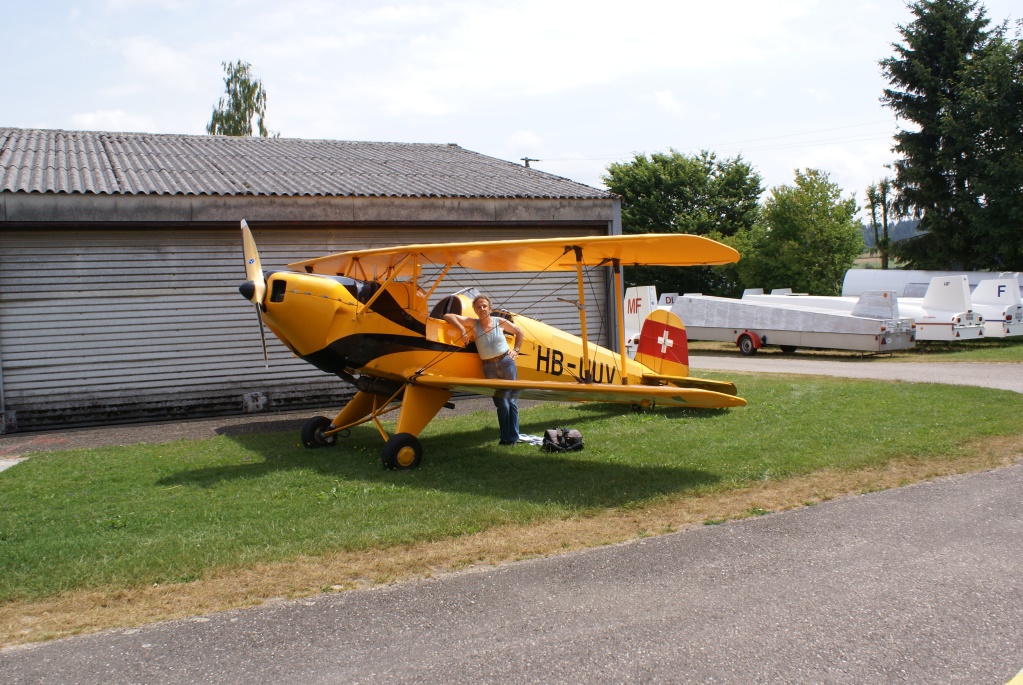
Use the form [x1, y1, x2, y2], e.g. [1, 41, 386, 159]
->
[641, 374, 739, 396]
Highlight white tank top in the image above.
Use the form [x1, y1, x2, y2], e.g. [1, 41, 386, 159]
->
[475, 319, 509, 359]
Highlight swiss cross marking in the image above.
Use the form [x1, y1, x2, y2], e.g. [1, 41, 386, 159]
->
[658, 329, 673, 354]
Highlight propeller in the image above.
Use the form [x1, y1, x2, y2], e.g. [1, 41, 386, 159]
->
[239, 220, 269, 368]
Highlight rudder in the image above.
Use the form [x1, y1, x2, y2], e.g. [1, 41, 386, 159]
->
[635, 308, 690, 376]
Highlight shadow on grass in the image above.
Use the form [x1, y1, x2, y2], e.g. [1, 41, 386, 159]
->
[565, 403, 732, 420]
[157, 421, 721, 509]
[214, 418, 309, 437]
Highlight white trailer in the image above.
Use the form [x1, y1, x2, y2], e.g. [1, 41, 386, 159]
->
[670, 290, 916, 355]
[747, 276, 986, 342]
[969, 277, 1023, 337]
[843, 269, 1023, 298]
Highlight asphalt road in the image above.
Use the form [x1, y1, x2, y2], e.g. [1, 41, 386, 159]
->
[2, 358, 1022, 683]
[688, 355, 1023, 394]
[2, 464, 1021, 684]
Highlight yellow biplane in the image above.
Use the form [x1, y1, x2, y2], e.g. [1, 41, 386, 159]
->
[239, 220, 746, 468]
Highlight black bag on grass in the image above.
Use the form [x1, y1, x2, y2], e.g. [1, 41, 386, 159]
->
[542, 428, 584, 452]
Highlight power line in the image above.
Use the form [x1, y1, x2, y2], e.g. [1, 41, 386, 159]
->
[538, 120, 897, 163]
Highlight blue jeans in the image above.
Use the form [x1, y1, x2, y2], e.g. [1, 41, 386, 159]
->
[482, 354, 519, 444]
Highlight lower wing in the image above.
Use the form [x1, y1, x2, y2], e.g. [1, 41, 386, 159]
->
[412, 376, 747, 409]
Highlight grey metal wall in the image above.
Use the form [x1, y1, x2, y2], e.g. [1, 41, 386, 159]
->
[0, 224, 610, 432]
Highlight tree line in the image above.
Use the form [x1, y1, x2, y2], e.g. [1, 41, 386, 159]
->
[207, 1, 1020, 296]
[605, 0, 1021, 296]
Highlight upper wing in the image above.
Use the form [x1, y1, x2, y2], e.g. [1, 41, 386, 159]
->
[289, 233, 739, 277]
[413, 375, 747, 409]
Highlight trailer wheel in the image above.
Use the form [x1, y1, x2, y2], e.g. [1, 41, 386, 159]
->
[780, 345, 797, 355]
[738, 334, 758, 356]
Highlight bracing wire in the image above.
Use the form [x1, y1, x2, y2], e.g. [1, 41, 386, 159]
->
[414, 249, 574, 375]
[489, 251, 570, 314]
[581, 262, 626, 382]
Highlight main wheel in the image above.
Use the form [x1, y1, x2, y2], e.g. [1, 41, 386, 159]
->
[737, 334, 758, 356]
[301, 416, 338, 449]
[382, 433, 423, 470]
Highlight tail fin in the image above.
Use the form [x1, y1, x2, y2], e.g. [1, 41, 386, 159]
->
[635, 308, 690, 377]
[623, 286, 658, 336]
[922, 275, 972, 311]
[972, 277, 1022, 305]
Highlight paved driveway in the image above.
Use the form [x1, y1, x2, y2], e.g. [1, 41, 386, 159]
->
[3, 463, 1021, 684]
[689, 355, 1023, 393]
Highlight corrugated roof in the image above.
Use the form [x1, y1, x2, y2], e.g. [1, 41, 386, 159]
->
[0, 128, 611, 200]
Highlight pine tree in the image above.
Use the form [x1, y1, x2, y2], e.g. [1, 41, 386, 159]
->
[880, 0, 1022, 270]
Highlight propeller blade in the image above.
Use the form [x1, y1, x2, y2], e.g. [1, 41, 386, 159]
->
[255, 304, 269, 368]
[240, 219, 266, 305]
[240, 220, 269, 368]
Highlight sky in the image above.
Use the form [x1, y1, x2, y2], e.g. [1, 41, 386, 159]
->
[4, 0, 1019, 215]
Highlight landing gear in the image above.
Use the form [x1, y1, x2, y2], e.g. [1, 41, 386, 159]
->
[382, 433, 423, 470]
[301, 416, 338, 448]
[780, 345, 798, 355]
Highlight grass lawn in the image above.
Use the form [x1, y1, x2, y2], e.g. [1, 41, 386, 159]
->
[2, 374, 1021, 613]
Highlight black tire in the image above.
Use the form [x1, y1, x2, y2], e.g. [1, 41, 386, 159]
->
[780, 345, 798, 355]
[738, 334, 758, 356]
[382, 433, 423, 470]
[301, 416, 337, 449]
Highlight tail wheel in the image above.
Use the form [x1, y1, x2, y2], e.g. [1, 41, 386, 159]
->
[737, 334, 758, 356]
[780, 345, 798, 355]
[382, 433, 423, 470]
[301, 416, 338, 449]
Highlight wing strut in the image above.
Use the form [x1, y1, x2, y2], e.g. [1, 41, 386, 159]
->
[356, 253, 413, 317]
[572, 246, 592, 382]
[612, 258, 628, 384]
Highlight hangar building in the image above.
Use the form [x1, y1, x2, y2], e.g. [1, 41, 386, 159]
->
[0, 128, 620, 432]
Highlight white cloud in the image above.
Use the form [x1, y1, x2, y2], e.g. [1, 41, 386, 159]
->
[500, 130, 547, 167]
[652, 90, 688, 119]
[71, 109, 156, 132]
[101, 0, 190, 10]
[7, 0, 1021, 197]
[260, 0, 817, 120]
[117, 35, 208, 94]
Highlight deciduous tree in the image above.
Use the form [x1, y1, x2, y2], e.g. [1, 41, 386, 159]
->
[733, 170, 863, 296]
[865, 177, 897, 269]
[207, 60, 272, 137]
[602, 150, 762, 296]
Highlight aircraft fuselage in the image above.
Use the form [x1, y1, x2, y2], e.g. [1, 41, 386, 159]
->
[257, 271, 672, 388]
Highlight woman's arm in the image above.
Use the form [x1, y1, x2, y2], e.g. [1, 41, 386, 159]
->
[443, 313, 475, 342]
[499, 319, 525, 358]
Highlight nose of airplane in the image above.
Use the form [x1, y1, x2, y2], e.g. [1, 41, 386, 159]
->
[240, 220, 269, 367]
[241, 220, 267, 305]
[239, 280, 257, 301]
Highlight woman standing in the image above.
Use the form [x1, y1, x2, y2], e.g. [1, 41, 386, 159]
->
[445, 295, 525, 445]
